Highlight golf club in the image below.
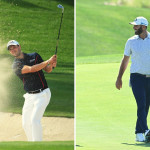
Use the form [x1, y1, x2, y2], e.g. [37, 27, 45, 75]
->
[53, 4, 64, 69]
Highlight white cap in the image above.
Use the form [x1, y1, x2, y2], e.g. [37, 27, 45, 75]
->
[129, 16, 148, 26]
[7, 40, 19, 50]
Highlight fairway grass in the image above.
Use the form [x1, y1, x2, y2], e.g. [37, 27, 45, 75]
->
[76, 63, 150, 150]
[0, 141, 74, 150]
[76, 54, 123, 64]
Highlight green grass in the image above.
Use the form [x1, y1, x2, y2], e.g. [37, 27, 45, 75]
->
[76, 0, 150, 149]
[77, 0, 150, 57]
[76, 63, 150, 150]
[0, 141, 74, 150]
[76, 54, 123, 64]
[0, 0, 74, 66]
[110, 0, 150, 8]
[0, 0, 74, 118]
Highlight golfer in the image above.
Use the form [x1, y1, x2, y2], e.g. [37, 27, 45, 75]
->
[116, 16, 150, 142]
[7, 40, 57, 141]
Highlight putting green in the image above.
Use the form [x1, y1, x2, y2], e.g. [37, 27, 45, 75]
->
[76, 63, 150, 150]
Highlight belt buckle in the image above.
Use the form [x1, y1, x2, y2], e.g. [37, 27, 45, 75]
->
[29, 89, 42, 94]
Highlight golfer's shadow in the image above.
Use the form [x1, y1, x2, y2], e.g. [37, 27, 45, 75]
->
[76, 145, 84, 147]
[122, 142, 150, 147]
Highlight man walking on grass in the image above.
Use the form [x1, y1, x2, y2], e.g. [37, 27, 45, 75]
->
[116, 16, 150, 142]
[7, 40, 57, 141]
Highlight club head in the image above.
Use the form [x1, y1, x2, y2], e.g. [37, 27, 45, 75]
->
[57, 4, 64, 12]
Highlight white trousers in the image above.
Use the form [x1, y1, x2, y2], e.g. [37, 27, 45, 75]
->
[22, 88, 51, 141]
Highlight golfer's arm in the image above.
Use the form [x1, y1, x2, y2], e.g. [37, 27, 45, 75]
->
[117, 55, 130, 79]
[21, 61, 49, 74]
[43, 65, 53, 73]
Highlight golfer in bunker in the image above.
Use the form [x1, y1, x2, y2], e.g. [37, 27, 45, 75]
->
[7, 40, 57, 141]
[116, 17, 150, 142]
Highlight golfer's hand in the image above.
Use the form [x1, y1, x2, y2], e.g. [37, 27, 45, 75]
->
[52, 57, 57, 67]
[48, 55, 57, 65]
[115, 78, 122, 90]
[52, 55, 57, 68]
[52, 62, 57, 68]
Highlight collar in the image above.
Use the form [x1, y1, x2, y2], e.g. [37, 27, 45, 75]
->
[15, 52, 27, 60]
[147, 32, 150, 39]
[137, 32, 150, 40]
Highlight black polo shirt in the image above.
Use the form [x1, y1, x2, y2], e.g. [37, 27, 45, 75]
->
[12, 52, 48, 92]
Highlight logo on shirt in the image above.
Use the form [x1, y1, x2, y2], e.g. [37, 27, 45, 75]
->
[29, 59, 35, 63]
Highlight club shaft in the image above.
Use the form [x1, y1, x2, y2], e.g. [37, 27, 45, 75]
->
[53, 10, 64, 69]
[55, 11, 64, 54]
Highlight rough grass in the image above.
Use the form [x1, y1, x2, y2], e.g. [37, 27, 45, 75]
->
[77, 0, 150, 57]
[0, 0, 74, 118]
[0, 141, 74, 150]
[110, 0, 150, 8]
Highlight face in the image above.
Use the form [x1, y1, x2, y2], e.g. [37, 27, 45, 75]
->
[133, 25, 143, 35]
[8, 45, 21, 57]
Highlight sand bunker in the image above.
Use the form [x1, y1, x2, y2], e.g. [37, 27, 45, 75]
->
[0, 112, 74, 141]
